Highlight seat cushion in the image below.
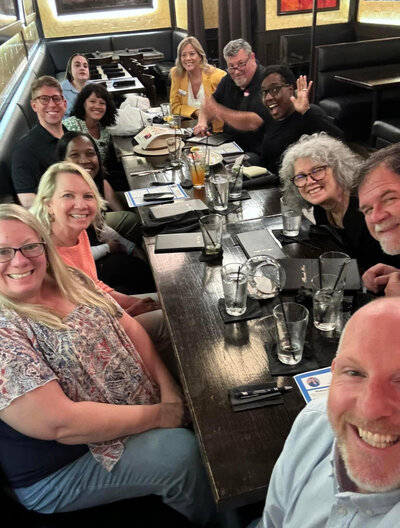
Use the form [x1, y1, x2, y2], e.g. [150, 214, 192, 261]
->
[319, 93, 373, 121]
[372, 118, 400, 144]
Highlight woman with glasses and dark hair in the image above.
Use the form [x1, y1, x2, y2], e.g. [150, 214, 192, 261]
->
[61, 53, 90, 118]
[63, 84, 117, 163]
[279, 133, 399, 270]
[260, 65, 343, 175]
[170, 36, 225, 131]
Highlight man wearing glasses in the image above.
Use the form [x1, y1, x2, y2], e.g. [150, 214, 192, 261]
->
[11, 76, 67, 208]
[259, 65, 342, 175]
[194, 39, 268, 158]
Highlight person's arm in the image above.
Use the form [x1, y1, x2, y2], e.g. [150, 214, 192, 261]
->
[202, 96, 264, 131]
[362, 263, 400, 293]
[110, 290, 161, 316]
[103, 180, 124, 211]
[0, 379, 185, 445]
[17, 193, 37, 208]
[119, 312, 182, 403]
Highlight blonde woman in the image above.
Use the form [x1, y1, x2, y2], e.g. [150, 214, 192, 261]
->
[30, 161, 170, 352]
[0, 204, 214, 524]
[169, 36, 226, 131]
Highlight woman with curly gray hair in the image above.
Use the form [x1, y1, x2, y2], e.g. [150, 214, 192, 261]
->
[279, 133, 398, 270]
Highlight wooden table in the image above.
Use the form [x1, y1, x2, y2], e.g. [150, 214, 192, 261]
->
[121, 156, 343, 510]
[335, 63, 400, 125]
[90, 63, 145, 96]
[88, 48, 165, 66]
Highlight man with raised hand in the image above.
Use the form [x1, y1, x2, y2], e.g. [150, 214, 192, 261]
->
[12, 76, 67, 208]
[252, 297, 400, 528]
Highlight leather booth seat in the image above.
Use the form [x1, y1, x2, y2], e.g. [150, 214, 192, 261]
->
[313, 37, 400, 141]
[372, 118, 400, 149]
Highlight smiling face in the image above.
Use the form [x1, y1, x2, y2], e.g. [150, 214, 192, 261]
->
[83, 92, 106, 122]
[70, 55, 89, 84]
[294, 157, 342, 209]
[226, 48, 257, 89]
[64, 136, 100, 178]
[46, 172, 97, 240]
[0, 220, 47, 303]
[328, 299, 400, 493]
[180, 43, 202, 74]
[262, 73, 294, 120]
[359, 165, 400, 255]
[31, 86, 67, 128]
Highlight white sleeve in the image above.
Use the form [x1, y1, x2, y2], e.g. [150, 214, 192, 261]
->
[90, 243, 110, 261]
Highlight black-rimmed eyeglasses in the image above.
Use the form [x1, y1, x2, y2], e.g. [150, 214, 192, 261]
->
[261, 84, 290, 98]
[227, 56, 251, 73]
[0, 242, 46, 263]
[291, 165, 329, 188]
[33, 95, 64, 105]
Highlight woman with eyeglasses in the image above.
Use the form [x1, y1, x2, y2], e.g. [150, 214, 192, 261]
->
[279, 133, 399, 270]
[169, 36, 226, 130]
[0, 204, 215, 524]
[260, 65, 343, 175]
[63, 84, 116, 164]
[61, 53, 90, 118]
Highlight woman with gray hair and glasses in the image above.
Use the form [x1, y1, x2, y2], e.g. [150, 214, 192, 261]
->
[279, 133, 399, 270]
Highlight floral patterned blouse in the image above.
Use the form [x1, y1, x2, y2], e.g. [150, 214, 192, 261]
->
[62, 115, 110, 163]
[0, 302, 160, 471]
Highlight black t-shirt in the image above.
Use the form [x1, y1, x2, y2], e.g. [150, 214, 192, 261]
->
[11, 124, 66, 194]
[213, 64, 268, 154]
[260, 105, 343, 175]
[0, 419, 88, 488]
[314, 195, 400, 272]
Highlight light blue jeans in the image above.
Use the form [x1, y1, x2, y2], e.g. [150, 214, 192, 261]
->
[14, 428, 216, 526]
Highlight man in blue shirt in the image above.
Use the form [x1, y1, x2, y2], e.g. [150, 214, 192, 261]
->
[254, 297, 400, 527]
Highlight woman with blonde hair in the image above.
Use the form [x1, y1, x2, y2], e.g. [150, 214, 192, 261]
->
[0, 203, 214, 524]
[169, 36, 226, 131]
[30, 161, 170, 352]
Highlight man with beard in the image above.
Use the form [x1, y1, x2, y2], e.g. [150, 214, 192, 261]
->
[194, 39, 268, 159]
[358, 143, 400, 296]
[251, 298, 400, 528]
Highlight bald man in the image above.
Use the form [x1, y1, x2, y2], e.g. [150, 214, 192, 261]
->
[253, 298, 400, 528]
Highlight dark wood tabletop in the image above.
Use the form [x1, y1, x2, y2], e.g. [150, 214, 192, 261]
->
[121, 155, 344, 510]
[334, 63, 400, 126]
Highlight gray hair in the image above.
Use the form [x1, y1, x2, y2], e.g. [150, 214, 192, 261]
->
[357, 142, 400, 190]
[279, 133, 362, 209]
[223, 39, 252, 59]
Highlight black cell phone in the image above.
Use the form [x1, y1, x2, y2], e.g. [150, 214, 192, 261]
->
[143, 193, 174, 202]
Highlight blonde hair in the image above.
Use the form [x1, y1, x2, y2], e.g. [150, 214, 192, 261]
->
[0, 204, 118, 329]
[30, 161, 107, 235]
[174, 36, 213, 77]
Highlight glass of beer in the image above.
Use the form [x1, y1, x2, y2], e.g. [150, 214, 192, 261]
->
[186, 148, 206, 188]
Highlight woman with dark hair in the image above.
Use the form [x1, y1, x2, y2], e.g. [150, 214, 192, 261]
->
[63, 84, 117, 163]
[170, 36, 225, 131]
[61, 53, 90, 118]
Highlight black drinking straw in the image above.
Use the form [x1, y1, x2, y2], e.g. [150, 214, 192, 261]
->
[277, 294, 295, 360]
[193, 209, 216, 247]
[333, 262, 347, 290]
[233, 265, 242, 310]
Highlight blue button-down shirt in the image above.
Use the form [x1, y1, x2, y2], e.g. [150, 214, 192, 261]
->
[257, 398, 400, 527]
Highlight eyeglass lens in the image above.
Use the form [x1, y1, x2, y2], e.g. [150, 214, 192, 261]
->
[36, 95, 64, 104]
[293, 166, 327, 187]
[0, 243, 45, 262]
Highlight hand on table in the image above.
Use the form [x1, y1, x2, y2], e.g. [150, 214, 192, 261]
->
[125, 297, 161, 316]
[291, 75, 313, 115]
[362, 263, 400, 293]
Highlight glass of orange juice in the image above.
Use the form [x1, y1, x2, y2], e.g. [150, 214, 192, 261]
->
[186, 148, 206, 188]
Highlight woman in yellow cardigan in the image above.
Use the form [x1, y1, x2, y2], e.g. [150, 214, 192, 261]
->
[170, 36, 226, 132]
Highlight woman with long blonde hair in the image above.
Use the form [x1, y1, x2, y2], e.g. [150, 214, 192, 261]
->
[170, 36, 226, 131]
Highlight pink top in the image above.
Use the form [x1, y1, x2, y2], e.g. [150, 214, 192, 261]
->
[56, 231, 113, 293]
